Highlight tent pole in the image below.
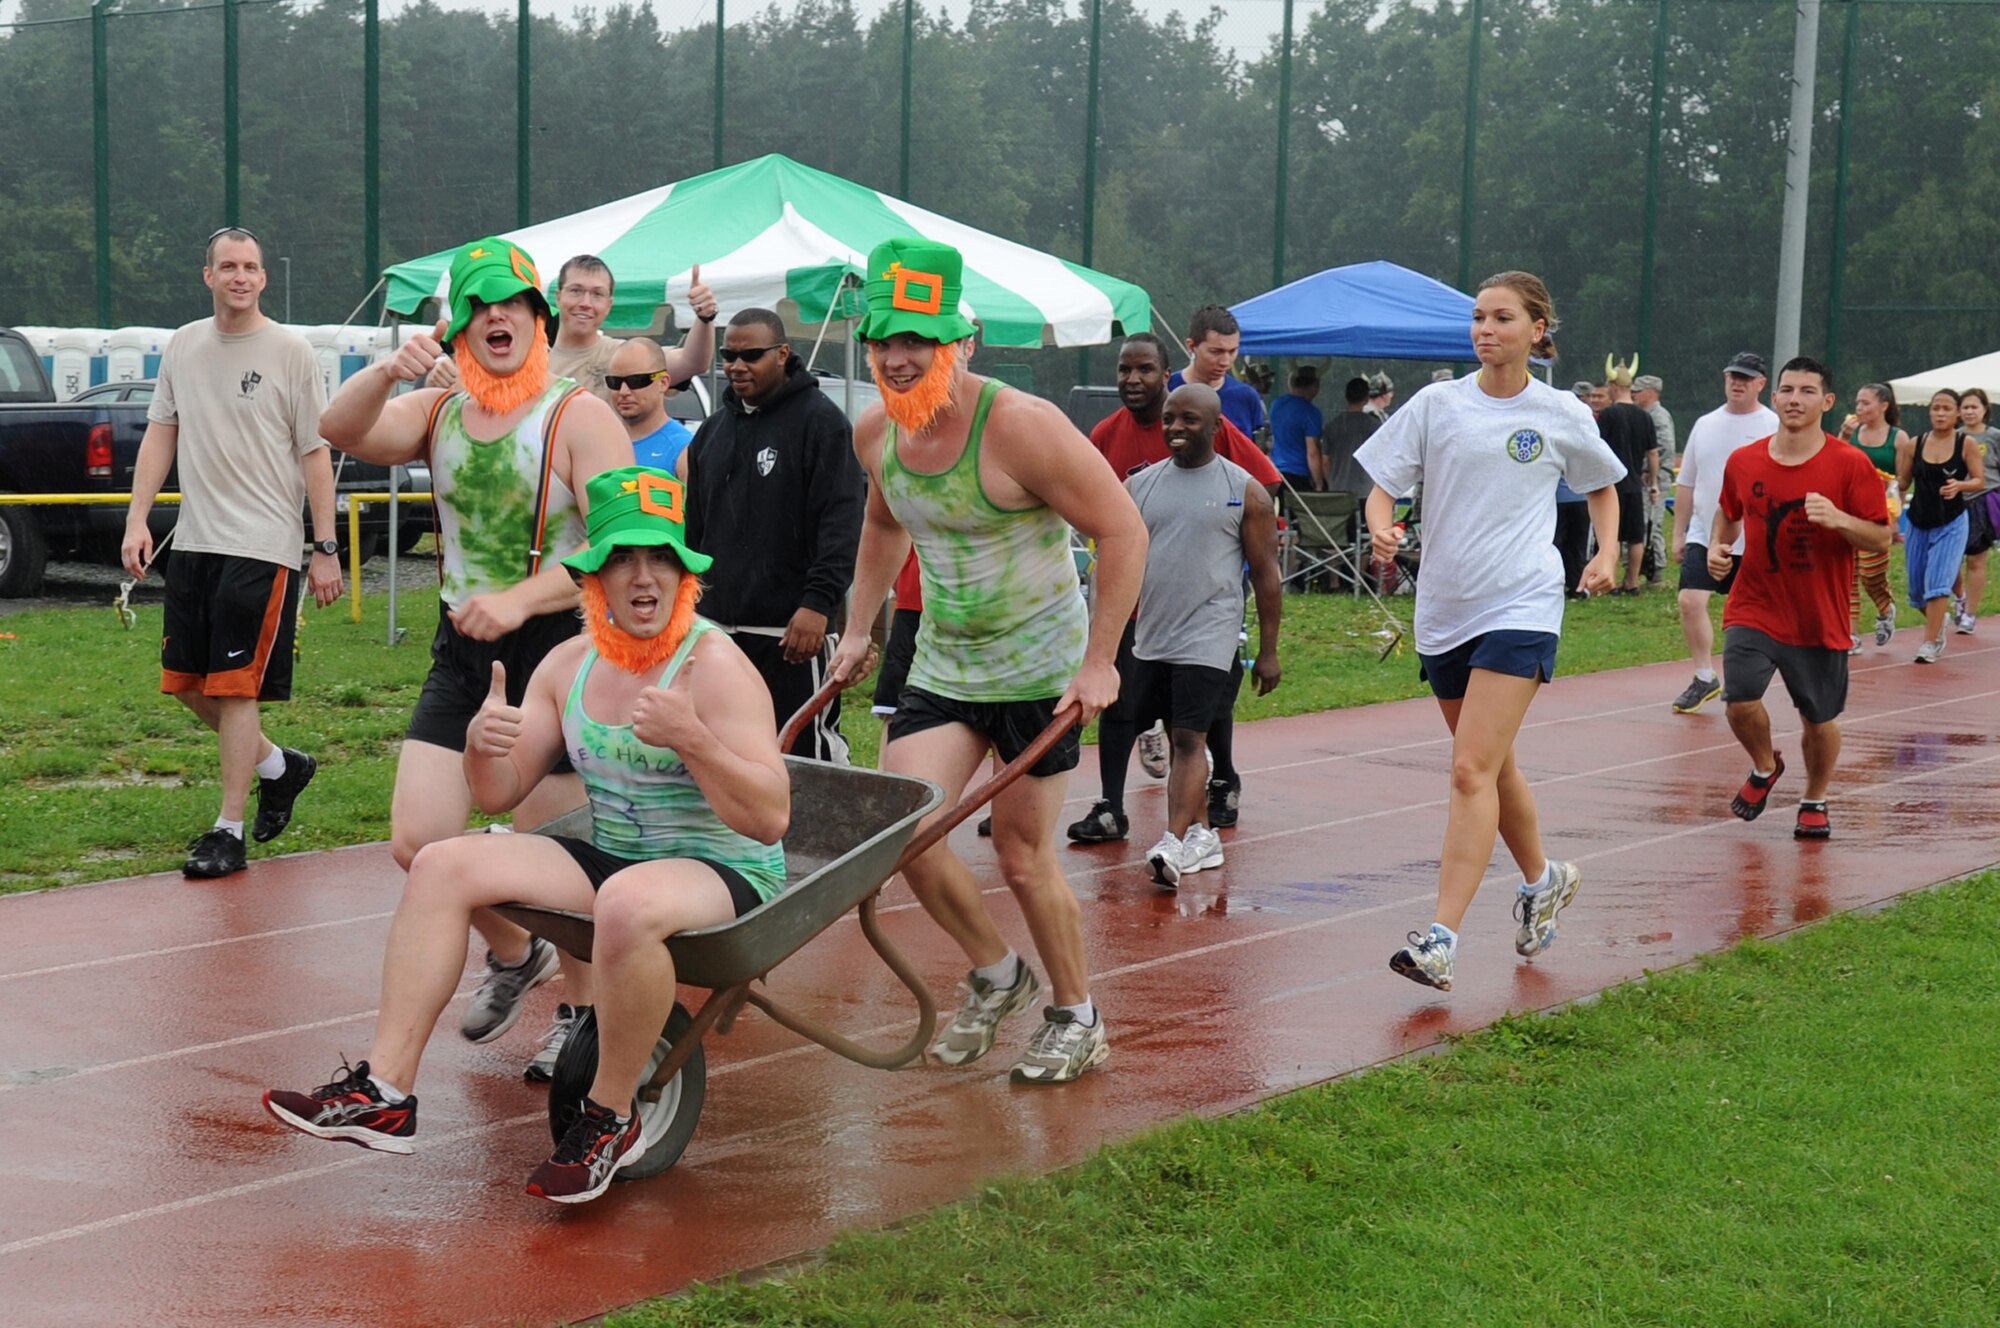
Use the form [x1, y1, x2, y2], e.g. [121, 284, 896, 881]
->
[845, 321, 856, 422]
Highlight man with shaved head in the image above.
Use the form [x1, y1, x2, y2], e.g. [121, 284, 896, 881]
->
[604, 338, 695, 474]
[1123, 382, 1282, 887]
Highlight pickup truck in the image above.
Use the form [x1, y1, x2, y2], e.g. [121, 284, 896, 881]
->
[0, 326, 429, 597]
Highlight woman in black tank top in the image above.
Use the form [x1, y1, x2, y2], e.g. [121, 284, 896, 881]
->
[1896, 389, 1987, 659]
[1953, 388, 2000, 633]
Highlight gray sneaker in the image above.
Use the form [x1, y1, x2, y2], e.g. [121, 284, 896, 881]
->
[1389, 927, 1455, 990]
[931, 961, 1041, 1066]
[1514, 860, 1582, 957]
[460, 937, 560, 1044]
[1671, 674, 1721, 713]
[1916, 637, 1947, 664]
[1136, 724, 1169, 779]
[1874, 611, 1896, 647]
[1009, 1007, 1109, 1084]
[523, 1002, 584, 1083]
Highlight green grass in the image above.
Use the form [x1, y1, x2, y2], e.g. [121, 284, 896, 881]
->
[608, 874, 2000, 1327]
[0, 543, 1965, 893]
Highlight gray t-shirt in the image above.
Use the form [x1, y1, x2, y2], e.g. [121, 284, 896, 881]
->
[1126, 454, 1252, 670]
[147, 317, 327, 568]
[1355, 375, 1625, 654]
[1320, 409, 1381, 498]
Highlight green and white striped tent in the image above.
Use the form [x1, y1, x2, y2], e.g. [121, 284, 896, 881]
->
[384, 154, 1151, 349]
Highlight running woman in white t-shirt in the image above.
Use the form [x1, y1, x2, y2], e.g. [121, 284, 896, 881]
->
[1354, 271, 1627, 992]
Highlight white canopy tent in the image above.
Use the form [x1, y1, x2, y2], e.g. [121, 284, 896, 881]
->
[1889, 350, 2000, 403]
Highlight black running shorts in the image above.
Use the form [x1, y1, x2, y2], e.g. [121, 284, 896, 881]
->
[1721, 624, 1848, 724]
[1124, 656, 1237, 735]
[542, 835, 764, 918]
[407, 607, 579, 773]
[160, 551, 298, 701]
[887, 685, 1082, 778]
[1679, 541, 1737, 594]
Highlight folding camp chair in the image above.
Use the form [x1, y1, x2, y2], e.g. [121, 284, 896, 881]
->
[1280, 489, 1366, 594]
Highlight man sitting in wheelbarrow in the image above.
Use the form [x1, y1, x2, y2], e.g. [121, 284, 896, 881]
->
[264, 465, 789, 1204]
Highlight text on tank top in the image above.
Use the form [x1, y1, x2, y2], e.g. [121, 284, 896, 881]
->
[879, 379, 1087, 703]
[430, 377, 589, 607]
[559, 619, 788, 903]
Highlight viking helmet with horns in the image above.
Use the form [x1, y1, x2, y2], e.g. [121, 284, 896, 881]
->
[1604, 354, 1639, 389]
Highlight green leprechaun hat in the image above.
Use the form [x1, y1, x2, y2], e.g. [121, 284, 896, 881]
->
[442, 237, 555, 344]
[858, 237, 977, 343]
[562, 466, 713, 576]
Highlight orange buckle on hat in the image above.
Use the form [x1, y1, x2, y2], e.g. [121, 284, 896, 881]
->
[510, 247, 540, 288]
[890, 265, 945, 315]
[636, 473, 685, 522]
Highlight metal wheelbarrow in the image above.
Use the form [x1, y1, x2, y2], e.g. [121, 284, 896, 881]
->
[493, 681, 1079, 1182]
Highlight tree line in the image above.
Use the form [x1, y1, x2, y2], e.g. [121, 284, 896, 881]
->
[3, 0, 1997, 414]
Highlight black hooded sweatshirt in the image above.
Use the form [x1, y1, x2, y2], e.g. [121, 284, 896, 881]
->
[683, 354, 864, 629]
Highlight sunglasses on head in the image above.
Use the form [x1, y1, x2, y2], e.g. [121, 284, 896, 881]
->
[206, 225, 261, 246]
[719, 345, 786, 364]
[604, 370, 668, 391]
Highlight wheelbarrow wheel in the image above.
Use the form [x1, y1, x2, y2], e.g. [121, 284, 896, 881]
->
[547, 1002, 706, 1182]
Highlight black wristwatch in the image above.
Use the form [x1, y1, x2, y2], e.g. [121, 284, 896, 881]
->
[312, 538, 339, 556]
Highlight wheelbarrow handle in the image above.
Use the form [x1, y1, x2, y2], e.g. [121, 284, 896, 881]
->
[893, 702, 1082, 872]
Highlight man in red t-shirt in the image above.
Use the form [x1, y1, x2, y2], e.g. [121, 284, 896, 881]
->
[1708, 356, 1892, 840]
[1062, 333, 1279, 845]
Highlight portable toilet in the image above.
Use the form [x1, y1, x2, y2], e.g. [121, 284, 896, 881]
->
[303, 325, 344, 401]
[335, 326, 381, 384]
[52, 328, 109, 399]
[13, 327, 60, 381]
[106, 326, 170, 383]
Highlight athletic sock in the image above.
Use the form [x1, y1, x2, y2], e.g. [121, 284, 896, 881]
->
[370, 1074, 409, 1105]
[254, 746, 287, 780]
[974, 951, 1022, 990]
[1060, 998, 1098, 1027]
[1695, 668, 1717, 683]
[213, 818, 244, 840]
[1753, 768, 1774, 780]
[1521, 862, 1553, 893]
[1098, 713, 1136, 809]
[1206, 711, 1238, 784]
[1800, 798, 1827, 809]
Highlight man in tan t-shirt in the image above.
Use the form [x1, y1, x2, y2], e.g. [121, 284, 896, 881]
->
[122, 227, 345, 879]
[428, 254, 719, 405]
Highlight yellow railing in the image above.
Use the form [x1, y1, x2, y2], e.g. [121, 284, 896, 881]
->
[341, 492, 433, 624]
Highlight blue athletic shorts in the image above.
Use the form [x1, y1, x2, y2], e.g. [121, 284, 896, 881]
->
[1417, 630, 1559, 701]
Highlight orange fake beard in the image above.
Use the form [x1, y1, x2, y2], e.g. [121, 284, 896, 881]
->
[872, 339, 960, 435]
[454, 316, 551, 415]
[579, 571, 701, 676]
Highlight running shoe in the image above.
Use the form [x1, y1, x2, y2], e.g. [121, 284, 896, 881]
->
[1136, 723, 1169, 779]
[524, 1002, 585, 1083]
[1874, 611, 1896, 647]
[1794, 801, 1832, 841]
[1066, 800, 1129, 844]
[460, 936, 560, 1044]
[976, 816, 992, 837]
[1146, 831, 1185, 889]
[1671, 675, 1722, 713]
[932, 961, 1041, 1066]
[1514, 860, 1582, 958]
[1207, 775, 1242, 829]
[1730, 752, 1787, 821]
[263, 1058, 417, 1154]
[1916, 638, 1947, 664]
[1848, 635, 1865, 657]
[1953, 594, 1968, 622]
[1389, 927, 1455, 991]
[1954, 611, 1977, 635]
[183, 828, 246, 879]
[525, 1096, 644, 1204]
[252, 748, 317, 842]
[1009, 1007, 1109, 1084]
[1180, 824, 1225, 874]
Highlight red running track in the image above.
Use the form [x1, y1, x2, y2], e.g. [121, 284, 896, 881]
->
[4, 649, 1999, 1327]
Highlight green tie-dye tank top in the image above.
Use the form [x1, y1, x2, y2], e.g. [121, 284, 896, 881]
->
[880, 379, 1088, 702]
[559, 619, 788, 904]
[431, 377, 588, 608]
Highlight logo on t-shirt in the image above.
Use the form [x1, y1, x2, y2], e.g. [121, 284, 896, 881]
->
[1505, 428, 1544, 463]
[239, 370, 263, 398]
[756, 447, 777, 477]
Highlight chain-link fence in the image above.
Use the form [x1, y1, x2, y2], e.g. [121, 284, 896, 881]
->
[4, 0, 1997, 422]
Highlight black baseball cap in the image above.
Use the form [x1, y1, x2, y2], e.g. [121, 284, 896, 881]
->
[1723, 352, 1768, 378]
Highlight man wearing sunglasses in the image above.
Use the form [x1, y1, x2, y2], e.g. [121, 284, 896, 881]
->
[604, 338, 695, 474]
[428, 254, 719, 408]
[682, 309, 865, 761]
[120, 226, 345, 879]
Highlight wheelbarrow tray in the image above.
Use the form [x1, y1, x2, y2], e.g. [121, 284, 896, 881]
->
[495, 758, 943, 990]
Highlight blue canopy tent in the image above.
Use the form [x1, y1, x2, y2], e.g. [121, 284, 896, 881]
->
[1230, 260, 1476, 361]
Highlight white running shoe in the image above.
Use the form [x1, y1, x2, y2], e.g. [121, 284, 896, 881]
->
[1180, 824, 1225, 874]
[1136, 723, 1169, 779]
[1146, 831, 1184, 889]
[1916, 637, 1947, 664]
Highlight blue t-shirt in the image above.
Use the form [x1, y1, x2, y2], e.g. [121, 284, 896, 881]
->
[1267, 394, 1324, 477]
[631, 417, 695, 473]
[1169, 371, 1267, 440]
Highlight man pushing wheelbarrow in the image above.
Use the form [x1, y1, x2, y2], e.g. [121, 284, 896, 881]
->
[264, 465, 792, 1204]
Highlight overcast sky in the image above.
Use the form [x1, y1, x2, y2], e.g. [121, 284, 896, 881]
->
[2, 0, 1295, 61]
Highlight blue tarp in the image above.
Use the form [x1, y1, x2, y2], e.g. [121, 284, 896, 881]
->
[1230, 260, 1477, 361]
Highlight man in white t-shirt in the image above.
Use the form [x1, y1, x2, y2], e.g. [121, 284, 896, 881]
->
[1667, 352, 1775, 713]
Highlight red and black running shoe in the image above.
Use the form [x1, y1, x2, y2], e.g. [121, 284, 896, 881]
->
[1730, 752, 1787, 821]
[526, 1096, 643, 1204]
[263, 1059, 417, 1154]
[1794, 800, 1832, 840]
